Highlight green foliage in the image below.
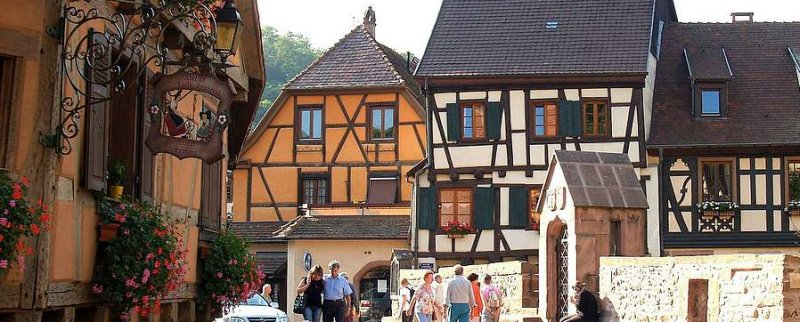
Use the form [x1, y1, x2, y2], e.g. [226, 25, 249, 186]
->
[107, 160, 127, 186]
[201, 230, 264, 313]
[251, 26, 322, 129]
[93, 198, 188, 319]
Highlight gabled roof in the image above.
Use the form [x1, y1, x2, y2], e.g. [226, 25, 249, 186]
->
[415, 0, 655, 78]
[275, 215, 410, 240]
[684, 47, 734, 80]
[229, 221, 287, 243]
[539, 151, 649, 211]
[649, 22, 800, 148]
[284, 25, 415, 90]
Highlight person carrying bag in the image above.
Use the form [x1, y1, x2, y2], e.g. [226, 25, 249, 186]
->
[297, 265, 326, 322]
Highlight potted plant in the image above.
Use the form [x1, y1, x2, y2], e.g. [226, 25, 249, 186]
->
[107, 161, 126, 200]
[200, 231, 264, 314]
[0, 173, 51, 281]
[697, 200, 740, 217]
[92, 199, 188, 320]
[443, 221, 473, 238]
[97, 198, 124, 242]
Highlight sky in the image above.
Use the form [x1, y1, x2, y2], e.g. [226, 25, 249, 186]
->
[256, 0, 800, 58]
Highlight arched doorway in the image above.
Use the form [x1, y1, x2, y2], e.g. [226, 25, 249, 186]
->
[545, 219, 569, 321]
[357, 266, 391, 322]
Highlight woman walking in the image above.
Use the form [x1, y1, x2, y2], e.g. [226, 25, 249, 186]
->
[466, 273, 483, 322]
[297, 265, 325, 322]
[407, 271, 436, 322]
[400, 278, 413, 322]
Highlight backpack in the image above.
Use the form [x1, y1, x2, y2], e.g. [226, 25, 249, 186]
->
[487, 288, 501, 308]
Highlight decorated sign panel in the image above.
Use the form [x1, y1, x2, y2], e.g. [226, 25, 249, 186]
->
[146, 70, 232, 163]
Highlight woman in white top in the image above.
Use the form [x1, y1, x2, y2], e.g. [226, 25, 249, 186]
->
[399, 278, 413, 322]
[433, 274, 446, 321]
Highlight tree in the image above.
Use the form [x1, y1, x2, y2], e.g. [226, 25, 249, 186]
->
[251, 26, 322, 129]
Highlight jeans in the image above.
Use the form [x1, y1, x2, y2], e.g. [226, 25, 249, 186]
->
[481, 312, 499, 322]
[449, 303, 470, 322]
[417, 312, 433, 322]
[303, 305, 323, 322]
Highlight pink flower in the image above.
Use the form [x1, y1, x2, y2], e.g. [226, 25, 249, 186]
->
[0, 260, 8, 269]
[9, 200, 15, 208]
[216, 272, 223, 278]
[146, 253, 155, 260]
[0, 218, 7, 227]
[141, 295, 149, 304]
[114, 213, 126, 223]
[142, 269, 151, 284]
[92, 284, 103, 294]
[125, 292, 133, 298]
[126, 278, 137, 288]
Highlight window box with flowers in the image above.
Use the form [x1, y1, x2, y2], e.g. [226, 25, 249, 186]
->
[697, 201, 740, 218]
[0, 173, 52, 282]
[785, 201, 800, 216]
[442, 221, 473, 239]
[92, 198, 188, 320]
[200, 230, 264, 315]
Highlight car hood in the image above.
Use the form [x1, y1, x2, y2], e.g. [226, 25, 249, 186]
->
[226, 305, 286, 318]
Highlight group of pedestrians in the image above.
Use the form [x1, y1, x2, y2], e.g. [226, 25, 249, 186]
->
[399, 265, 504, 322]
[296, 260, 358, 322]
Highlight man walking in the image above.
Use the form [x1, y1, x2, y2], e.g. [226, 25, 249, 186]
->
[323, 260, 353, 322]
[445, 265, 475, 322]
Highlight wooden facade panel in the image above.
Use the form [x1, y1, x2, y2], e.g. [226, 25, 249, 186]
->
[263, 168, 299, 202]
[233, 170, 249, 222]
[350, 167, 368, 202]
[51, 201, 76, 281]
[739, 175, 752, 205]
[740, 211, 767, 232]
[773, 174, 782, 206]
[168, 158, 203, 208]
[331, 167, 349, 203]
[79, 205, 97, 283]
[251, 207, 280, 222]
[754, 175, 766, 205]
[250, 168, 271, 204]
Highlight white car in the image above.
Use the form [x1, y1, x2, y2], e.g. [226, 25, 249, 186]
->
[216, 294, 290, 322]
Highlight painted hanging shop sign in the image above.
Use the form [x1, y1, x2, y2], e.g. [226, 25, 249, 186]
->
[146, 70, 234, 163]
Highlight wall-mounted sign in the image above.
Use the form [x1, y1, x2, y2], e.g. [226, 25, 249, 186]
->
[304, 252, 313, 271]
[419, 263, 434, 270]
[146, 70, 233, 164]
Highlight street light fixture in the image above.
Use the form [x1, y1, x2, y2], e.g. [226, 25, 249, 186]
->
[214, 0, 243, 59]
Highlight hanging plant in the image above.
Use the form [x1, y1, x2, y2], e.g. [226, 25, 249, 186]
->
[92, 199, 188, 320]
[200, 230, 264, 314]
[0, 174, 52, 277]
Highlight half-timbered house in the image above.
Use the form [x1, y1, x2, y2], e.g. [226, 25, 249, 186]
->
[231, 9, 425, 318]
[409, 0, 677, 267]
[650, 15, 800, 254]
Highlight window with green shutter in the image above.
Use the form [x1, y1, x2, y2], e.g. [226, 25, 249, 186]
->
[417, 187, 437, 229]
[446, 103, 460, 141]
[558, 100, 582, 137]
[509, 187, 529, 228]
[486, 102, 502, 140]
[474, 187, 495, 229]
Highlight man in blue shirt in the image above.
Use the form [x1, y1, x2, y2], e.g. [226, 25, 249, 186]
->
[323, 260, 353, 322]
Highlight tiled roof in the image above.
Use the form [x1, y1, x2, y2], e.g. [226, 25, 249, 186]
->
[415, 0, 654, 77]
[229, 222, 287, 243]
[649, 22, 800, 147]
[685, 47, 734, 80]
[278, 215, 410, 240]
[553, 151, 649, 209]
[255, 252, 287, 275]
[285, 25, 415, 90]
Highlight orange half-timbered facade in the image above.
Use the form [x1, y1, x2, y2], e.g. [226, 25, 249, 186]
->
[232, 12, 425, 319]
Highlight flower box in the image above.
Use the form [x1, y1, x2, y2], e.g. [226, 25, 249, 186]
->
[98, 223, 120, 242]
[447, 233, 466, 239]
[442, 221, 473, 239]
[697, 201, 739, 215]
[785, 201, 800, 216]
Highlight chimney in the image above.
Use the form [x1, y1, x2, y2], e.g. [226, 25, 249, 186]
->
[363, 6, 376, 36]
[731, 12, 754, 23]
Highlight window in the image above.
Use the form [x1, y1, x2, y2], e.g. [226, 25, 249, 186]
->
[530, 101, 558, 138]
[370, 106, 395, 140]
[300, 175, 328, 205]
[610, 221, 621, 256]
[583, 100, 608, 136]
[439, 188, 473, 227]
[701, 160, 734, 202]
[367, 174, 398, 204]
[461, 102, 485, 140]
[529, 188, 541, 230]
[701, 90, 720, 115]
[788, 160, 800, 202]
[298, 106, 323, 141]
[226, 170, 233, 203]
[0, 56, 15, 168]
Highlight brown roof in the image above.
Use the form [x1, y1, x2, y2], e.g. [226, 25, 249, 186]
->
[545, 151, 648, 210]
[255, 252, 287, 275]
[229, 221, 287, 243]
[284, 25, 416, 90]
[415, 0, 655, 77]
[649, 22, 800, 147]
[278, 215, 410, 240]
[685, 48, 734, 80]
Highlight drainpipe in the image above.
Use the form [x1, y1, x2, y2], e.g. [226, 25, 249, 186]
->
[657, 147, 665, 256]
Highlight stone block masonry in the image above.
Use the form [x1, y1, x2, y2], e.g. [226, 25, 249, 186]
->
[599, 254, 800, 322]
[393, 261, 540, 322]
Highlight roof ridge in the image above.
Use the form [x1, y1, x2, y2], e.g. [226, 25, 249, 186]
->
[282, 25, 367, 90]
[275, 214, 308, 238]
[360, 26, 406, 85]
[676, 21, 800, 25]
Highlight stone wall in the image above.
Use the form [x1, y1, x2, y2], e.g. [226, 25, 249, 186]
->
[390, 261, 539, 322]
[599, 254, 800, 322]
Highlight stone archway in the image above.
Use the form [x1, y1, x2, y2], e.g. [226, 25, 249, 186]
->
[354, 261, 392, 322]
[545, 219, 568, 321]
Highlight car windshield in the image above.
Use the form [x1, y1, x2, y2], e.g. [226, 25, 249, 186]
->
[244, 294, 269, 306]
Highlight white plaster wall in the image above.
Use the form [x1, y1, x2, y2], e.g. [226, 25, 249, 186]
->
[434, 93, 456, 108]
[449, 145, 495, 168]
[611, 106, 630, 138]
[510, 90, 526, 130]
[512, 133, 528, 166]
[460, 91, 486, 100]
[740, 210, 767, 231]
[433, 148, 448, 169]
[433, 112, 446, 144]
[564, 89, 580, 101]
[492, 170, 547, 185]
[578, 142, 625, 155]
[740, 175, 752, 205]
[500, 187, 510, 225]
[581, 88, 608, 98]
[488, 91, 502, 102]
[531, 89, 558, 99]
[503, 229, 540, 250]
[476, 231, 495, 252]
[611, 88, 633, 104]
[530, 145, 547, 166]
[642, 165, 661, 256]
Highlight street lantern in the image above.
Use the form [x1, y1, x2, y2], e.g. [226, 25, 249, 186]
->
[214, 0, 243, 57]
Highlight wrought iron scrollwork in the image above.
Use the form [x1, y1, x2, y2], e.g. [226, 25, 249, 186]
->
[52, 0, 227, 155]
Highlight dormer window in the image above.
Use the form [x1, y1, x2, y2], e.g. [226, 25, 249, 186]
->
[684, 48, 733, 118]
[701, 90, 720, 115]
[694, 82, 727, 117]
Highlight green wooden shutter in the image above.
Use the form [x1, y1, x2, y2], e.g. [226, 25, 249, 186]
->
[446, 103, 460, 141]
[417, 187, 437, 229]
[486, 102, 502, 140]
[475, 187, 495, 229]
[558, 100, 582, 137]
[509, 187, 529, 228]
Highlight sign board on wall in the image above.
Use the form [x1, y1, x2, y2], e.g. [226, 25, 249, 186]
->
[418, 257, 436, 271]
[304, 253, 313, 271]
